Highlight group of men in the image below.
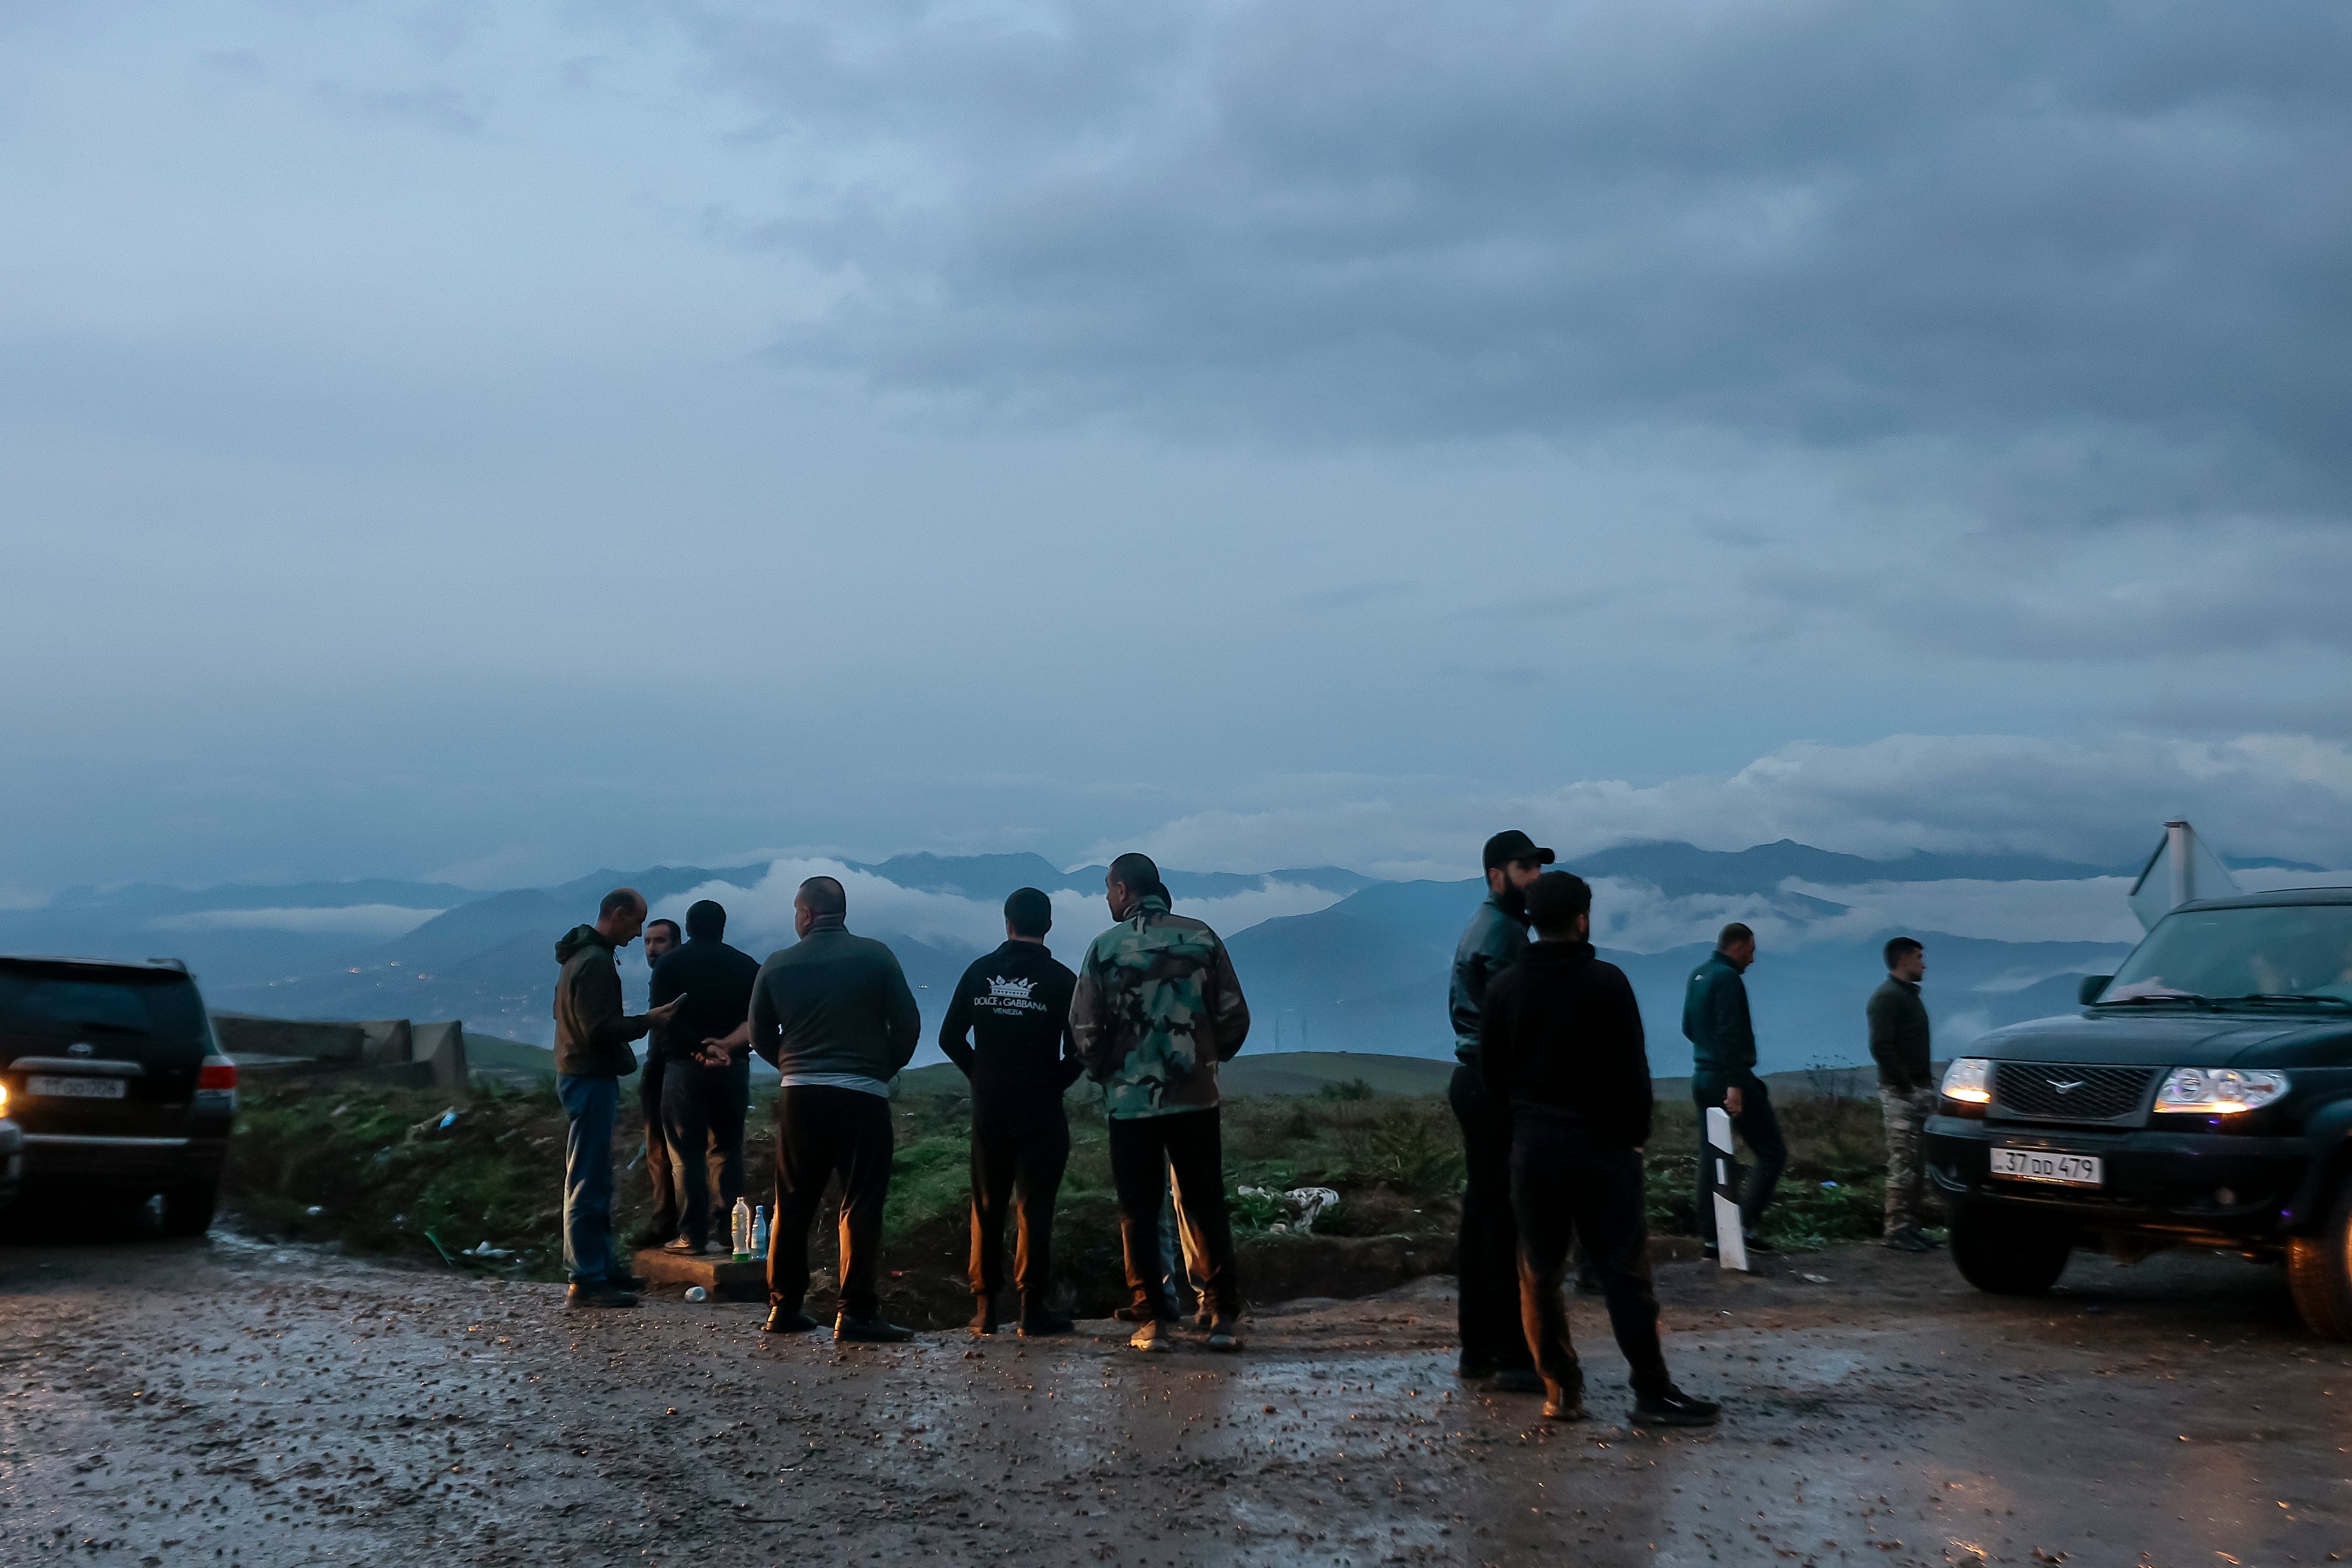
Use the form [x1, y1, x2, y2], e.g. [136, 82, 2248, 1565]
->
[547, 852, 1254, 1352]
[546, 831, 1936, 1425]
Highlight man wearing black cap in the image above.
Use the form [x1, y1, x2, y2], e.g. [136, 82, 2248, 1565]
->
[1482, 872, 1720, 1427]
[939, 887, 1085, 1336]
[649, 900, 761, 1255]
[1446, 829, 1553, 1393]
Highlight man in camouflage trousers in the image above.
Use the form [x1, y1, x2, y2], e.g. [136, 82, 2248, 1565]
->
[1071, 851, 1253, 1353]
[1868, 936, 1941, 1253]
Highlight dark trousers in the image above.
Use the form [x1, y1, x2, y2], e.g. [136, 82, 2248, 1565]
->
[1511, 1118, 1670, 1399]
[968, 1113, 1070, 1300]
[1107, 1108, 1239, 1320]
[1449, 1063, 1534, 1372]
[640, 1052, 677, 1242]
[661, 1060, 749, 1249]
[1691, 1072, 1788, 1242]
[769, 1086, 894, 1320]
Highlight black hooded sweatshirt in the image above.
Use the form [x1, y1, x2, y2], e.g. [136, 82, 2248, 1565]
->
[938, 940, 1083, 1132]
[1479, 938, 1654, 1148]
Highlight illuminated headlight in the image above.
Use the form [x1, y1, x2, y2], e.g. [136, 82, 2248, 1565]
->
[1940, 1057, 1994, 1105]
[2154, 1067, 2289, 1114]
[0, 1080, 8, 1115]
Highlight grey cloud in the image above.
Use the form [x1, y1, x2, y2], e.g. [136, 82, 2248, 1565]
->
[314, 80, 489, 136]
[1291, 580, 1413, 611]
[644, 0, 2351, 502]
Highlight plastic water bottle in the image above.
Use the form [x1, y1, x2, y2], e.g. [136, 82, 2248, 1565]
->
[750, 1204, 769, 1262]
[731, 1197, 753, 1262]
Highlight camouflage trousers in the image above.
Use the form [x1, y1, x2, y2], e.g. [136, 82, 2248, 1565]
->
[1880, 1086, 1934, 1235]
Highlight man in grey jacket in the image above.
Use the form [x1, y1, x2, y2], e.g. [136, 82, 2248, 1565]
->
[1446, 829, 1552, 1393]
[1868, 937, 1939, 1252]
[703, 876, 922, 1341]
[553, 888, 683, 1309]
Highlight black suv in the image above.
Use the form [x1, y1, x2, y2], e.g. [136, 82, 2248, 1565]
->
[0, 956, 236, 1233]
[1927, 888, 2352, 1337]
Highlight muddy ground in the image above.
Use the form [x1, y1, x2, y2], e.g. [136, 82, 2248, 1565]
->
[2, 1231, 2347, 1568]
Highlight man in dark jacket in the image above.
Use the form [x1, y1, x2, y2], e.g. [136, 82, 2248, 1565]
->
[1445, 829, 1552, 1393]
[703, 876, 922, 1341]
[939, 886, 1084, 1337]
[1483, 872, 1720, 1427]
[1682, 922, 1785, 1257]
[630, 918, 682, 1249]
[649, 900, 761, 1255]
[1868, 937, 1939, 1252]
[553, 888, 682, 1309]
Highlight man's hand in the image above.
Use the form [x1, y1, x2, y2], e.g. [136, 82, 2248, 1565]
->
[1723, 1084, 1744, 1116]
[696, 1039, 735, 1069]
[646, 993, 687, 1026]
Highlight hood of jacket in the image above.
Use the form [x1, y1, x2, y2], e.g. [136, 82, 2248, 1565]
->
[556, 924, 612, 965]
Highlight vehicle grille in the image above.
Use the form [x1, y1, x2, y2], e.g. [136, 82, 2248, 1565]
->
[1994, 1062, 2157, 1121]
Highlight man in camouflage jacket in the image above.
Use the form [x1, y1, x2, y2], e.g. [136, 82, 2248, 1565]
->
[1071, 852, 1252, 1351]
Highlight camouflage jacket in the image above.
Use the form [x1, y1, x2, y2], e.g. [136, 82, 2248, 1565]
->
[1071, 893, 1252, 1119]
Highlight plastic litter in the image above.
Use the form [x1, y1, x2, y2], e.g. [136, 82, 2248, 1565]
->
[469, 1241, 513, 1258]
[1821, 1180, 1840, 1189]
[305, 1205, 324, 1217]
[437, 1109, 458, 1130]
[685, 1286, 708, 1303]
[1802, 1273, 1830, 1284]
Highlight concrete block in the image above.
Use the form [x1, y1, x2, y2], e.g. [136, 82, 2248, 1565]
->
[358, 1019, 413, 1066]
[631, 1247, 767, 1302]
[412, 1021, 467, 1091]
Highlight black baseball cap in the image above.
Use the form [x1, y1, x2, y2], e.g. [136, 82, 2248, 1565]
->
[1482, 830, 1556, 870]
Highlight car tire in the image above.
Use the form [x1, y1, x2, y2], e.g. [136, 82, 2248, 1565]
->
[1949, 1200, 2072, 1296]
[2287, 1181, 2352, 1341]
[160, 1179, 218, 1238]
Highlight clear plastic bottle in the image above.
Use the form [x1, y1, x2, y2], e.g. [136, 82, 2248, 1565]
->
[731, 1197, 753, 1262]
[750, 1204, 769, 1262]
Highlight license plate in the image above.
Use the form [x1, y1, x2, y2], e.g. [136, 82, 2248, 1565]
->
[1990, 1147, 2102, 1186]
[25, 1075, 127, 1100]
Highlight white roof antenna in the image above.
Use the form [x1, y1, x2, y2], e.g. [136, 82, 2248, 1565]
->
[2126, 819, 2240, 931]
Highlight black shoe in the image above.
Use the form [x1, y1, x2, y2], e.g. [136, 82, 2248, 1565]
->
[1205, 1316, 1246, 1353]
[603, 1273, 647, 1292]
[1455, 1357, 1496, 1381]
[1742, 1231, 1776, 1254]
[970, 1296, 1000, 1335]
[627, 1228, 671, 1250]
[1632, 1387, 1722, 1427]
[761, 1307, 821, 1334]
[566, 1283, 639, 1310]
[1573, 1269, 1605, 1294]
[1017, 1302, 1074, 1338]
[1490, 1368, 1544, 1395]
[835, 1314, 916, 1344]
[1115, 1303, 1155, 1324]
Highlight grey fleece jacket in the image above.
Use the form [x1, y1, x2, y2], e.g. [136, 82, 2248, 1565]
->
[747, 916, 922, 1085]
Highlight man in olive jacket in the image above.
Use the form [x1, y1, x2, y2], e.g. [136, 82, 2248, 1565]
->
[1868, 937, 1938, 1251]
[553, 888, 682, 1308]
[1682, 922, 1785, 1256]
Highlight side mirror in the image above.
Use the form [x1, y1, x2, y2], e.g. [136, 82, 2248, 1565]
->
[2078, 974, 2112, 1006]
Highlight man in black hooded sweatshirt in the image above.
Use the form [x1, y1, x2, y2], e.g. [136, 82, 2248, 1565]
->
[938, 886, 1084, 1337]
[1481, 872, 1720, 1428]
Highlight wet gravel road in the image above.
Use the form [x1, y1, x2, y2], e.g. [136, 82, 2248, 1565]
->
[2, 1233, 2348, 1567]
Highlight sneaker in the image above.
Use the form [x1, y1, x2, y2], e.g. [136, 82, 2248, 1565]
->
[566, 1283, 639, 1310]
[1884, 1228, 1934, 1254]
[1742, 1231, 1776, 1254]
[661, 1238, 710, 1256]
[835, 1315, 916, 1344]
[1490, 1368, 1544, 1395]
[1129, 1318, 1176, 1354]
[1017, 1302, 1074, 1338]
[1205, 1317, 1245, 1353]
[1702, 1243, 1720, 1261]
[1631, 1387, 1722, 1427]
[761, 1307, 821, 1334]
[1541, 1384, 1588, 1422]
[970, 1296, 1000, 1336]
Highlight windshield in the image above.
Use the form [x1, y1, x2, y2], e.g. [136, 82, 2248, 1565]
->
[2103, 903, 2352, 1003]
[0, 964, 208, 1040]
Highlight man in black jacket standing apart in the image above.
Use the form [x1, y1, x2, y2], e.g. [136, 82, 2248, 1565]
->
[649, 899, 761, 1255]
[1868, 936, 1939, 1253]
[1446, 830, 1552, 1394]
[939, 887, 1084, 1337]
[701, 876, 922, 1341]
[1482, 872, 1720, 1427]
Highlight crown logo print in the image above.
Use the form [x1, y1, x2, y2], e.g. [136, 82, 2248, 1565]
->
[986, 974, 1038, 1001]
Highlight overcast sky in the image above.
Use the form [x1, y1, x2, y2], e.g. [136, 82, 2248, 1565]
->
[4, 0, 2349, 898]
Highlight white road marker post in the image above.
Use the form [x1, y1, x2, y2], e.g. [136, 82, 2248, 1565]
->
[1707, 1105, 1748, 1271]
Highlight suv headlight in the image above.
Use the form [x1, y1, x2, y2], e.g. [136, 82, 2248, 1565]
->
[2154, 1067, 2289, 1114]
[1940, 1057, 1993, 1105]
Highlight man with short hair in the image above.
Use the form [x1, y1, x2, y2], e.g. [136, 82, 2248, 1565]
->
[553, 888, 683, 1309]
[629, 918, 683, 1249]
[1684, 922, 1786, 1257]
[1446, 830, 1551, 1393]
[1072, 852, 1252, 1354]
[650, 900, 761, 1255]
[703, 876, 922, 1341]
[1869, 936, 1939, 1253]
[939, 886, 1084, 1337]
[1482, 872, 1720, 1427]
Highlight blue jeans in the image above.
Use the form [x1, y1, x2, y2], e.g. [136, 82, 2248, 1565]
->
[558, 1073, 620, 1285]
